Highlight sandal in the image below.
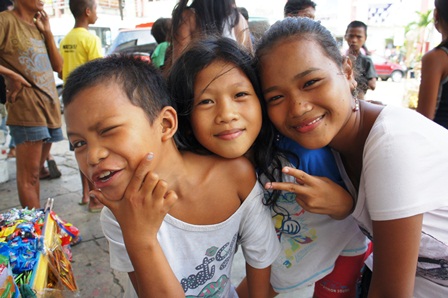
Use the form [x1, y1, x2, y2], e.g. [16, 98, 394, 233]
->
[47, 159, 61, 179]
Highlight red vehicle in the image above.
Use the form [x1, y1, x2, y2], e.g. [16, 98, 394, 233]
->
[371, 55, 407, 82]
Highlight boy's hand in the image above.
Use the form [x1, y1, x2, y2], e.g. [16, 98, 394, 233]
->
[91, 153, 178, 240]
[265, 167, 354, 220]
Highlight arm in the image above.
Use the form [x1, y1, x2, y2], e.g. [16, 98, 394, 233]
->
[35, 10, 63, 74]
[246, 264, 272, 298]
[417, 50, 446, 119]
[234, 12, 253, 54]
[0, 65, 31, 103]
[368, 215, 423, 297]
[91, 154, 183, 297]
[265, 167, 354, 219]
[172, 9, 196, 62]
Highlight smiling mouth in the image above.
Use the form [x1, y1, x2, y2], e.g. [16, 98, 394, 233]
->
[296, 116, 323, 129]
[96, 170, 116, 183]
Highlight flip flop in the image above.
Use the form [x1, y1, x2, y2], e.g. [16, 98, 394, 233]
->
[88, 206, 103, 213]
[78, 200, 88, 206]
[47, 159, 62, 179]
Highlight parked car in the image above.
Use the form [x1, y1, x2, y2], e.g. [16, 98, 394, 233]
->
[105, 27, 157, 60]
[371, 55, 407, 82]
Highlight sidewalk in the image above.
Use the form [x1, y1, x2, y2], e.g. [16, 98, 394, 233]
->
[0, 137, 312, 297]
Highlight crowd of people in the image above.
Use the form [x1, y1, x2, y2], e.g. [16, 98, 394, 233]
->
[1, 0, 448, 297]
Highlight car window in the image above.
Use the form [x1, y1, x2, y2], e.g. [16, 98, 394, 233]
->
[107, 29, 155, 54]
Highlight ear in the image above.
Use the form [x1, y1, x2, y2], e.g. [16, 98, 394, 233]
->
[85, 7, 91, 17]
[342, 56, 357, 90]
[159, 106, 178, 142]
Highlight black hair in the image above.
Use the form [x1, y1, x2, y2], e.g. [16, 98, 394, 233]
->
[284, 0, 316, 17]
[0, 0, 13, 12]
[346, 20, 368, 36]
[69, 0, 95, 19]
[171, 0, 239, 42]
[167, 36, 285, 205]
[63, 55, 172, 123]
[238, 7, 249, 21]
[435, 0, 448, 48]
[256, 17, 344, 70]
[151, 17, 172, 44]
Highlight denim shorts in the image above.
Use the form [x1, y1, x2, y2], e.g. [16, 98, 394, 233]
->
[9, 125, 64, 146]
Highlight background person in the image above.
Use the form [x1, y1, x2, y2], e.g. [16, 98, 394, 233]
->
[345, 20, 377, 99]
[284, 0, 316, 19]
[150, 17, 171, 70]
[0, 0, 64, 209]
[170, 0, 253, 62]
[416, 0, 448, 129]
[59, 0, 104, 213]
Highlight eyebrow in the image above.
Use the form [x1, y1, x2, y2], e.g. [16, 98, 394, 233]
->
[263, 67, 320, 94]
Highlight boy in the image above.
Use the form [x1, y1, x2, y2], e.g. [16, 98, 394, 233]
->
[284, 0, 317, 19]
[59, 0, 103, 212]
[345, 20, 378, 99]
[63, 55, 280, 297]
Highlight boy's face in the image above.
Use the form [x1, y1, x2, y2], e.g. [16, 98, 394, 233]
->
[87, 0, 98, 25]
[345, 27, 366, 55]
[65, 82, 163, 201]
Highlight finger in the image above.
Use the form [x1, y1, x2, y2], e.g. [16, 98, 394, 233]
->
[125, 153, 154, 195]
[282, 167, 310, 185]
[21, 80, 31, 88]
[89, 189, 113, 209]
[164, 190, 178, 210]
[139, 171, 161, 201]
[265, 181, 305, 194]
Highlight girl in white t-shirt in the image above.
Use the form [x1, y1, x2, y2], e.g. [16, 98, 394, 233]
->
[167, 36, 370, 297]
[256, 17, 448, 297]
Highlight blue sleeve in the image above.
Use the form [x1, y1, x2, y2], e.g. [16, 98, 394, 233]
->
[277, 136, 345, 188]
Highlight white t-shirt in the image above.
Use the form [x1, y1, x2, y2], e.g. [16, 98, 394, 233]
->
[333, 105, 448, 296]
[101, 182, 281, 298]
[265, 159, 369, 293]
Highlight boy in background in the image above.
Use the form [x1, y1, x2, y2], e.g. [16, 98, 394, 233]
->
[345, 20, 377, 99]
[59, 0, 104, 212]
[284, 0, 317, 19]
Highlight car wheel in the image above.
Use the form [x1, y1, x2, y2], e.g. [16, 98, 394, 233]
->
[57, 85, 64, 114]
[390, 71, 403, 82]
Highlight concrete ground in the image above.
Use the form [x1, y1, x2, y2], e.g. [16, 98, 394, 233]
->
[0, 136, 312, 297]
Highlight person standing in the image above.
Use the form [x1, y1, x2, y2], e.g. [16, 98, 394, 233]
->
[59, 0, 104, 212]
[0, 0, 64, 209]
[345, 20, 377, 99]
[417, 0, 448, 129]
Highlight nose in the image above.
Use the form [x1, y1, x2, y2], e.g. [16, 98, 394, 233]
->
[87, 143, 108, 166]
[215, 99, 239, 124]
[287, 95, 312, 118]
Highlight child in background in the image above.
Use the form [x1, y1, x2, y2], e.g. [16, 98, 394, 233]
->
[150, 17, 171, 70]
[59, 0, 104, 212]
[167, 37, 370, 297]
[62, 55, 280, 298]
[256, 17, 448, 297]
[344, 20, 377, 99]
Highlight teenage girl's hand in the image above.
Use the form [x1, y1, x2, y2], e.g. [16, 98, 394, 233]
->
[34, 10, 51, 33]
[265, 167, 354, 220]
[91, 153, 178, 244]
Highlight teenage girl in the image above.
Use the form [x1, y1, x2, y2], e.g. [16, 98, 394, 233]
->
[167, 36, 370, 297]
[255, 17, 448, 297]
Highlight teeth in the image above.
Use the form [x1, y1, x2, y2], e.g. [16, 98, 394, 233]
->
[99, 171, 111, 179]
[303, 116, 322, 127]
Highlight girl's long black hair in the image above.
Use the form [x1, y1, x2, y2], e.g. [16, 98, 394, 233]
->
[171, 0, 239, 43]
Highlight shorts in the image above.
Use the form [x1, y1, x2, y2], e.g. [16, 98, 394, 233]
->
[9, 125, 64, 146]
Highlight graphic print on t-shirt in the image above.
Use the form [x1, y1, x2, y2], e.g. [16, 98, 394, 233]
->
[182, 233, 238, 297]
